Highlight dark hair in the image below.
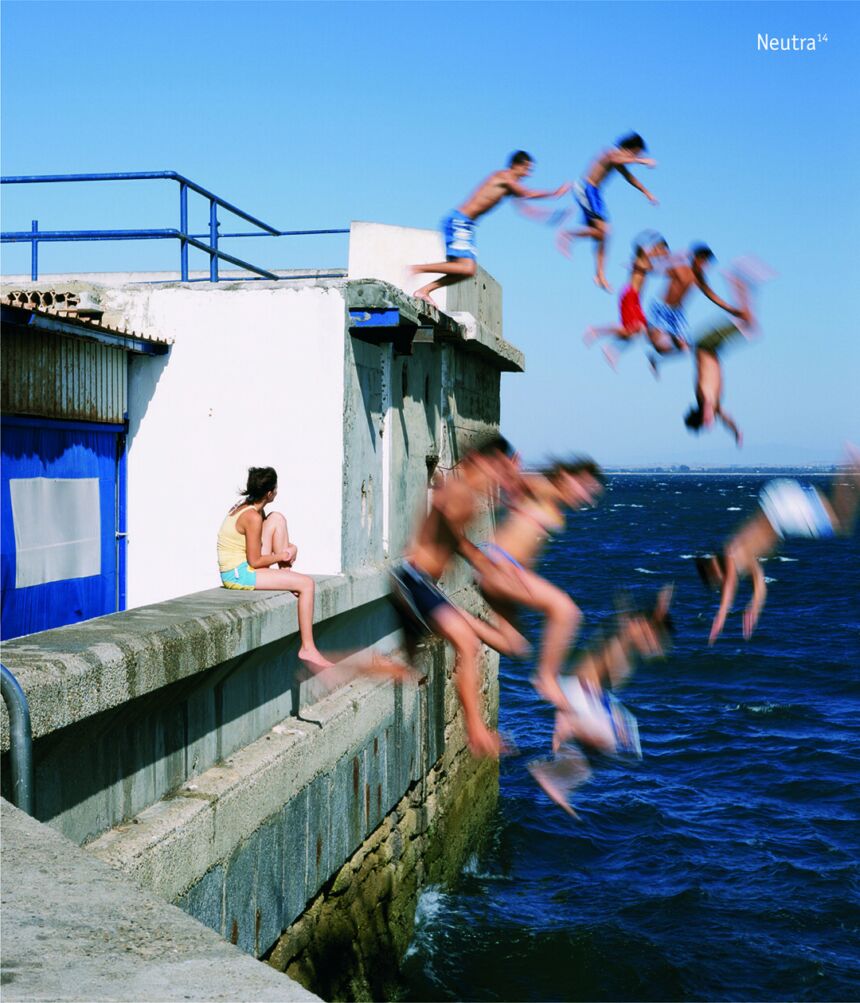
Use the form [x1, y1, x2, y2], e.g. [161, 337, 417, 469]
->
[695, 554, 725, 591]
[509, 150, 533, 167]
[617, 132, 646, 151]
[691, 243, 715, 262]
[543, 456, 606, 486]
[241, 466, 278, 502]
[465, 432, 515, 462]
[684, 407, 704, 431]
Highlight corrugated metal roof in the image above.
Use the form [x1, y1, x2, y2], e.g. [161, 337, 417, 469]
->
[1, 300, 170, 355]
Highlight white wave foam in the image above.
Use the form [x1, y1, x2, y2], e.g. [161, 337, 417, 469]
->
[726, 506, 742, 511]
[635, 567, 659, 575]
[679, 554, 695, 560]
[764, 576, 778, 583]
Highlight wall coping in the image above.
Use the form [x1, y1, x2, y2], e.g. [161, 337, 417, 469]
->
[1, 568, 391, 750]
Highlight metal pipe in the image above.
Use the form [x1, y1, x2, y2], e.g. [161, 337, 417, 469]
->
[179, 183, 189, 282]
[30, 219, 38, 281]
[0, 229, 280, 280]
[209, 199, 219, 283]
[0, 171, 281, 234]
[1, 663, 34, 815]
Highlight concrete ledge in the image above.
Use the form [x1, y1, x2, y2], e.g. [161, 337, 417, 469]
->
[0, 797, 318, 1002]
[1, 568, 391, 749]
[84, 672, 407, 904]
[346, 279, 524, 372]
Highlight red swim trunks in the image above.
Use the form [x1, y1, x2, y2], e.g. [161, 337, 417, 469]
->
[619, 286, 646, 333]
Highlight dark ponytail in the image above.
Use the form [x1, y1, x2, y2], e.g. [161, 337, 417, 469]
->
[241, 466, 278, 503]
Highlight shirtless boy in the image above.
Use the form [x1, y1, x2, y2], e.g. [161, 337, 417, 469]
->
[389, 434, 534, 757]
[583, 233, 669, 370]
[475, 458, 605, 712]
[557, 133, 658, 292]
[647, 244, 744, 375]
[697, 449, 860, 644]
[684, 270, 756, 446]
[410, 151, 569, 308]
[528, 586, 674, 818]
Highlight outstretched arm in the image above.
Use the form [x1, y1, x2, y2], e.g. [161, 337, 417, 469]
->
[718, 407, 743, 447]
[616, 164, 658, 204]
[743, 560, 767, 639]
[709, 556, 738, 644]
[508, 179, 571, 200]
[696, 273, 744, 315]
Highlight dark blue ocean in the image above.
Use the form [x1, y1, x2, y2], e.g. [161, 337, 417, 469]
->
[398, 474, 860, 1002]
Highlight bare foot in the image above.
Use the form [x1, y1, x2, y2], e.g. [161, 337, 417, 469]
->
[532, 673, 573, 714]
[556, 230, 574, 259]
[583, 327, 599, 348]
[467, 724, 503, 759]
[298, 647, 335, 671]
[527, 758, 584, 818]
[602, 345, 619, 372]
[595, 274, 613, 294]
[413, 288, 439, 309]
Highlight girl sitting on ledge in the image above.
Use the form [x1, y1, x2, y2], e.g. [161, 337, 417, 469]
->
[217, 466, 332, 669]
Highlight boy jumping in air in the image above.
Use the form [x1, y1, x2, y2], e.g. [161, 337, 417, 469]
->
[583, 233, 669, 370]
[557, 133, 658, 292]
[410, 151, 569, 308]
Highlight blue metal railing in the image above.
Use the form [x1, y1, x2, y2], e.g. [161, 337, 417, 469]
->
[0, 171, 349, 283]
[1, 662, 34, 815]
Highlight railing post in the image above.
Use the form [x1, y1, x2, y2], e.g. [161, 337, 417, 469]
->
[30, 219, 38, 282]
[179, 183, 188, 282]
[209, 198, 219, 282]
[1, 663, 34, 815]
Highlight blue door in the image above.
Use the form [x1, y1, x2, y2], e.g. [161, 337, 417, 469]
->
[1, 417, 126, 640]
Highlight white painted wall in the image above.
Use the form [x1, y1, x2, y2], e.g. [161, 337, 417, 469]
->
[347, 221, 451, 308]
[123, 285, 346, 608]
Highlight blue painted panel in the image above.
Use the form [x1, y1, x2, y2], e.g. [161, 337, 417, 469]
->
[1, 418, 124, 639]
[349, 308, 401, 329]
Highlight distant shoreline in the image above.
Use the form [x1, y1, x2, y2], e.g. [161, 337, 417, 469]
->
[603, 467, 838, 476]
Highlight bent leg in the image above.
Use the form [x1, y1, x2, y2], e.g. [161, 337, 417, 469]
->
[261, 512, 291, 568]
[429, 604, 501, 758]
[254, 568, 333, 668]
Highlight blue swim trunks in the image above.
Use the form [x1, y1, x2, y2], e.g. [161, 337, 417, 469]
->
[573, 180, 608, 224]
[648, 300, 689, 345]
[442, 210, 477, 261]
[220, 561, 256, 590]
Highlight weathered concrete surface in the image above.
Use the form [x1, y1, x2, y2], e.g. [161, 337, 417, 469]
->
[0, 798, 318, 1003]
[0, 569, 390, 749]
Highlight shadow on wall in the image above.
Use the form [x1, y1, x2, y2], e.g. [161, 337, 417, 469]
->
[0, 596, 401, 845]
[127, 351, 170, 444]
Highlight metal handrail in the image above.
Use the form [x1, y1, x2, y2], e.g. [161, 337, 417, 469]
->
[0, 171, 349, 283]
[1, 662, 34, 814]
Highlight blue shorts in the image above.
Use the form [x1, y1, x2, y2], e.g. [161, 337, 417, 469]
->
[220, 561, 256, 590]
[573, 180, 607, 224]
[442, 210, 477, 261]
[478, 541, 525, 571]
[648, 301, 689, 345]
[389, 560, 455, 635]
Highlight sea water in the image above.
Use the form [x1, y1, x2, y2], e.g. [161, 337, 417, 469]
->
[397, 474, 860, 1001]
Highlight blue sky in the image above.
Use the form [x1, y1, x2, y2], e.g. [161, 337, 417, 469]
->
[2, 1, 857, 465]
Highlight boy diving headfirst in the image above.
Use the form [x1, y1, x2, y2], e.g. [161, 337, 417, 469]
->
[684, 268, 758, 446]
[697, 448, 860, 644]
[557, 133, 658, 293]
[410, 151, 569, 308]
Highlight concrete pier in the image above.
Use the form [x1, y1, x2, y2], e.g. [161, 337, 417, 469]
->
[1, 797, 317, 1002]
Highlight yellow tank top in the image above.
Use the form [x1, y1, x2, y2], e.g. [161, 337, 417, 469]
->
[217, 507, 251, 573]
